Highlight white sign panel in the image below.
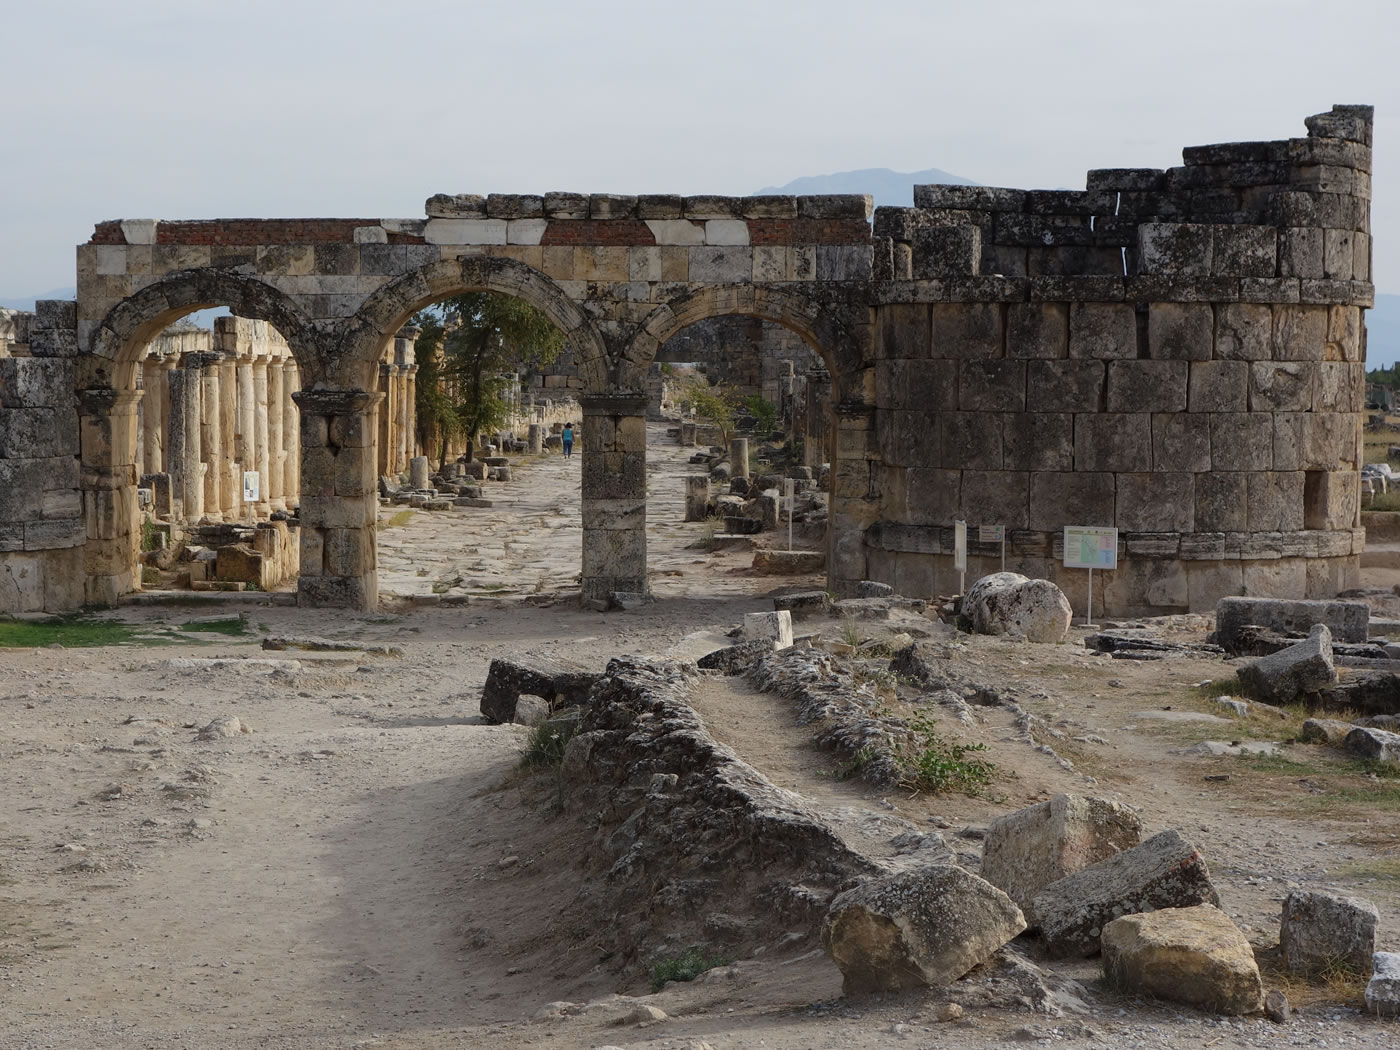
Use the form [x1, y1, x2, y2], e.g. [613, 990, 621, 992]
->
[1063, 526, 1118, 570]
[953, 520, 968, 572]
[979, 524, 1004, 543]
[242, 470, 261, 504]
[783, 477, 795, 511]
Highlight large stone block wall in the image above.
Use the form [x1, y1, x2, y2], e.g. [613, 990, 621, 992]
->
[0, 305, 85, 611]
[862, 105, 1372, 614]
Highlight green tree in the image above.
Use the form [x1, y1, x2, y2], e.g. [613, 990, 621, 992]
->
[412, 293, 566, 468]
[679, 375, 740, 445]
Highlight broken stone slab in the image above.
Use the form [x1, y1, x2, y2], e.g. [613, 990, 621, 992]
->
[856, 580, 895, 598]
[1280, 889, 1378, 977]
[697, 639, 776, 675]
[512, 694, 551, 726]
[454, 497, 494, 508]
[610, 591, 652, 611]
[821, 865, 1026, 994]
[1366, 952, 1400, 1018]
[1215, 596, 1369, 655]
[1084, 630, 1206, 656]
[1172, 740, 1281, 757]
[1236, 624, 1336, 704]
[742, 610, 793, 650]
[409, 456, 431, 489]
[773, 591, 833, 620]
[1300, 717, 1357, 745]
[262, 636, 403, 656]
[752, 548, 824, 574]
[1216, 697, 1250, 717]
[1343, 726, 1400, 764]
[1316, 673, 1400, 718]
[963, 572, 1072, 644]
[1033, 829, 1221, 958]
[1363, 714, 1400, 731]
[980, 794, 1143, 924]
[1101, 904, 1264, 1016]
[479, 657, 602, 724]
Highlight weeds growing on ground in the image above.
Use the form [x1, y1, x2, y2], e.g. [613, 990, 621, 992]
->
[649, 947, 732, 991]
[385, 510, 414, 528]
[0, 613, 244, 649]
[897, 713, 998, 797]
[519, 719, 577, 768]
[839, 617, 862, 647]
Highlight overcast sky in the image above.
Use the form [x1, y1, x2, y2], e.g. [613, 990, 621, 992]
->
[1, 0, 1395, 298]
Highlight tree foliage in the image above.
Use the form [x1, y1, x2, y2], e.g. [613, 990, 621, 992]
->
[412, 293, 566, 467]
[677, 375, 741, 445]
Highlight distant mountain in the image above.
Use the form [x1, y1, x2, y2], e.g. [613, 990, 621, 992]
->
[756, 167, 977, 209]
[1370, 294, 1400, 369]
[0, 286, 75, 312]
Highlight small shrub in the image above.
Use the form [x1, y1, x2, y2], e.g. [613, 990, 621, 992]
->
[742, 394, 778, 434]
[898, 713, 998, 796]
[519, 719, 577, 768]
[839, 617, 862, 647]
[649, 947, 732, 991]
[833, 745, 877, 781]
[141, 566, 160, 587]
[140, 515, 160, 553]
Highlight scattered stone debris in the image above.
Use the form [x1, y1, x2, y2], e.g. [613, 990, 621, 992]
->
[195, 716, 250, 741]
[696, 639, 775, 675]
[262, 635, 402, 656]
[479, 656, 601, 724]
[742, 610, 793, 649]
[820, 865, 1026, 993]
[1236, 624, 1337, 704]
[1300, 717, 1357, 745]
[962, 573, 1072, 644]
[772, 591, 833, 621]
[1101, 904, 1264, 1016]
[1264, 988, 1291, 1023]
[1280, 889, 1379, 977]
[1367, 952, 1400, 1018]
[1343, 725, 1400, 764]
[1214, 597, 1370, 655]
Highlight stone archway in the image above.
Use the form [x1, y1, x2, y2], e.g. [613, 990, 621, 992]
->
[79, 271, 318, 605]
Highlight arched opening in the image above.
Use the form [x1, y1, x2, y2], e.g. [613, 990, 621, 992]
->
[81, 272, 317, 605]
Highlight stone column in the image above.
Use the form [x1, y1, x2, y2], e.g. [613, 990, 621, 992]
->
[195, 352, 223, 521]
[140, 356, 167, 475]
[527, 424, 544, 454]
[685, 476, 711, 522]
[403, 364, 418, 464]
[283, 363, 300, 506]
[218, 356, 238, 516]
[252, 355, 271, 515]
[804, 368, 832, 468]
[236, 355, 255, 502]
[293, 388, 382, 610]
[267, 357, 285, 511]
[729, 437, 750, 480]
[77, 388, 143, 606]
[378, 362, 396, 477]
[580, 395, 648, 604]
[679, 421, 697, 447]
[166, 362, 203, 522]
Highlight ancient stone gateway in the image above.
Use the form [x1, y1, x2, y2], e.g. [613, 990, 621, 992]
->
[0, 104, 1374, 614]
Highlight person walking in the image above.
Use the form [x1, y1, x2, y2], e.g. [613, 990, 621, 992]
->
[562, 422, 574, 459]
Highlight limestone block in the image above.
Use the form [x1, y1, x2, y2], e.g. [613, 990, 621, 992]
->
[1213, 303, 1272, 361]
[1280, 890, 1378, 977]
[1002, 412, 1073, 471]
[938, 412, 1002, 470]
[1275, 412, 1357, 471]
[1195, 472, 1248, 532]
[541, 192, 588, 218]
[1279, 227, 1325, 279]
[1354, 231, 1371, 282]
[1138, 223, 1213, 275]
[1007, 302, 1068, 359]
[1272, 305, 1328, 361]
[574, 246, 629, 281]
[1345, 727, 1400, 764]
[704, 219, 749, 246]
[912, 226, 981, 278]
[1102, 905, 1264, 1016]
[1239, 624, 1336, 703]
[485, 194, 544, 218]
[0, 358, 74, 408]
[0, 407, 78, 459]
[878, 411, 937, 469]
[1213, 226, 1276, 277]
[1186, 360, 1248, 413]
[877, 303, 931, 360]
[424, 218, 507, 245]
[0, 459, 45, 523]
[1116, 472, 1193, 532]
[1324, 228, 1355, 280]
[1366, 953, 1400, 1018]
[426, 193, 486, 218]
[1216, 596, 1369, 651]
[1106, 361, 1187, 413]
[1147, 303, 1213, 361]
[1250, 361, 1316, 412]
[1210, 413, 1272, 471]
[821, 865, 1026, 994]
[1073, 413, 1150, 472]
[959, 470, 1030, 529]
[1034, 829, 1220, 958]
[904, 467, 961, 524]
[1026, 360, 1104, 412]
[1069, 303, 1136, 360]
[958, 361, 1025, 412]
[1028, 473, 1114, 531]
[635, 194, 682, 218]
[1304, 471, 1359, 531]
[932, 303, 1003, 359]
[1148, 414, 1208, 472]
[752, 245, 787, 281]
[1247, 471, 1305, 531]
[506, 218, 548, 245]
[689, 246, 752, 283]
[1327, 306, 1364, 362]
[742, 610, 793, 649]
[322, 528, 374, 578]
[876, 359, 956, 411]
[645, 219, 705, 246]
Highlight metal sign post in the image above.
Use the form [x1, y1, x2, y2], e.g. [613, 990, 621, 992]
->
[1062, 525, 1118, 627]
[784, 478, 795, 552]
[979, 524, 1005, 573]
[954, 520, 968, 595]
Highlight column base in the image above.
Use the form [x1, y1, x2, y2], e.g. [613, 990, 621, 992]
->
[297, 573, 378, 610]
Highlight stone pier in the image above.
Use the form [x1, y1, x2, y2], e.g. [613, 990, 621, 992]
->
[581, 395, 649, 603]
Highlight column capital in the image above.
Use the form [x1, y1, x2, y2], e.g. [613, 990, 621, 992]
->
[580, 394, 647, 416]
[185, 351, 221, 370]
[292, 388, 383, 417]
[77, 387, 142, 415]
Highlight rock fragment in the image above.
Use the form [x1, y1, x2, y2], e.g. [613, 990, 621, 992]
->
[1280, 890, 1378, 976]
[1366, 952, 1400, 1018]
[1237, 624, 1336, 704]
[963, 572, 1072, 644]
[1343, 726, 1400, 764]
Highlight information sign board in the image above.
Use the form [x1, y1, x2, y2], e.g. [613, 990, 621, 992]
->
[243, 470, 260, 504]
[953, 520, 967, 573]
[1063, 525, 1118, 570]
[979, 524, 1004, 543]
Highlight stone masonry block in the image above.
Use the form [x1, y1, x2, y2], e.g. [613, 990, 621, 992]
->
[1195, 472, 1248, 532]
[1304, 471, 1360, 531]
[912, 225, 981, 278]
[1316, 361, 1363, 412]
[1152, 413, 1211, 472]
[1188, 360, 1249, 412]
[1117, 472, 1194, 532]
[878, 303, 931, 360]
[1139, 223, 1214, 275]
[1074, 414, 1151, 472]
[1003, 413, 1073, 471]
[1248, 472, 1306, 531]
[1148, 303, 1213, 360]
[1272, 305, 1328, 361]
[1027, 360, 1104, 413]
[959, 360, 1026, 412]
[1211, 413, 1273, 471]
[688, 246, 752, 283]
[1212, 226, 1277, 277]
[959, 470, 1031, 529]
[1069, 303, 1136, 359]
[932, 303, 1004, 359]
[1324, 229, 1355, 280]
[1280, 228, 1326, 279]
[817, 245, 872, 281]
[938, 412, 1002, 470]
[876, 360, 957, 412]
[905, 467, 961, 524]
[1327, 306, 1363, 362]
[877, 410, 939, 469]
[1007, 302, 1068, 359]
[1029, 472, 1115, 531]
[1214, 303, 1272, 361]
[0, 358, 74, 407]
[1106, 361, 1188, 413]
[1250, 361, 1317, 412]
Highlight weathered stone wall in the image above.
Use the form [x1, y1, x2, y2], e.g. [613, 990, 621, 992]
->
[863, 105, 1372, 614]
[0, 304, 84, 611]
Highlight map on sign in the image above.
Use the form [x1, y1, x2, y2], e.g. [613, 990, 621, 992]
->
[1063, 526, 1118, 570]
[243, 471, 260, 504]
[979, 524, 1004, 543]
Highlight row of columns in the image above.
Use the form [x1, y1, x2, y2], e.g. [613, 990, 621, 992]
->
[377, 327, 419, 478]
[137, 344, 301, 523]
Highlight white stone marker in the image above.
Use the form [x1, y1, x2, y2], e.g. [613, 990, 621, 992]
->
[743, 610, 793, 650]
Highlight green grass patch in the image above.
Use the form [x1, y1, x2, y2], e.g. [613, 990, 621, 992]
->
[519, 719, 578, 769]
[897, 713, 999, 797]
[1366, 491, 1400, 510]
[385, 509, 415, 527]
[649, 947, 732, 991]
[176, 615, 248, 637]
[0, 612, 252, 649]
